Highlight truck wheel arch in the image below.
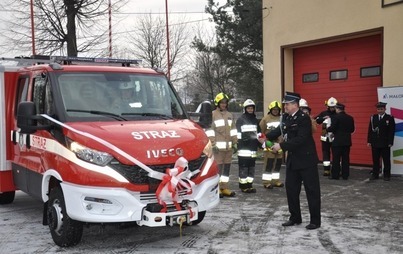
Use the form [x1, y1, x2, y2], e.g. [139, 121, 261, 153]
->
[42, 169, 63, 202]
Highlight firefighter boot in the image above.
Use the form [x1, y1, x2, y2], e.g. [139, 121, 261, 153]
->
[220, 182, 236, 197]
[248, 183, 257, 193]
[239, 183, 250, 193]
[272, 179, 284, 187]
[323, 162, 331, 176]
[262, 180, 273, 189]
[221, 188, 236, 197]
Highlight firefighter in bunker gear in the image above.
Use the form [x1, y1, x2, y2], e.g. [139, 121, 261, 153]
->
[314, 97, 337, 176]
[259, 101, 284, 189]
[299, 98, 317, 133]
[205, 92, 238, 197]
[236, 99, 261, 193]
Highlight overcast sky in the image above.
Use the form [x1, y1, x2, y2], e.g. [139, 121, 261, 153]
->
[128, 0, 208, 12]
[115, 0, 214, 37]
[0, 0, 215, 57]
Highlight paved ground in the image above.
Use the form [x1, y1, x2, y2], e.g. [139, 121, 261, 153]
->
[0, 163, 402, 254]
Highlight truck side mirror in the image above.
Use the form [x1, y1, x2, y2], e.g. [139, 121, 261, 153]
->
[190, 101, 213, 129]
[17, 102, 38, 134]
[17, 101, 52, 134]
[198, 102, 213, 129]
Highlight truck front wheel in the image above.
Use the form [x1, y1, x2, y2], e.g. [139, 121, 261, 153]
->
[0, 191, 15, 204]
[47, 187, 83, 247]
[188, 211, 206, 226]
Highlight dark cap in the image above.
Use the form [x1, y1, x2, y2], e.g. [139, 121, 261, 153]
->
[282, 91, 301, 103]
[376, 102, 387, 108]
[335, 103, 345, 110]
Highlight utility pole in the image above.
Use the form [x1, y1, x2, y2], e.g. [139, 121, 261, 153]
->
[165, 0, 171, 79]
[108, 0, 112, 57]
[30, 0, 36, 55]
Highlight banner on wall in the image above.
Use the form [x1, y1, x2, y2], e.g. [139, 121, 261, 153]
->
[377, 86, 403, 175]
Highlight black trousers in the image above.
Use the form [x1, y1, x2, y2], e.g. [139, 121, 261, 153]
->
[285, 166, 321, 226]
[321, 141, 332, 171]
[238, 157, 256, 179]
[331, 146, 351, 179]
[371, 147, 392, 178]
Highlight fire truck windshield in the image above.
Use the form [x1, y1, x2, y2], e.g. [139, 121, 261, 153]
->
[55, 72, 186, 121]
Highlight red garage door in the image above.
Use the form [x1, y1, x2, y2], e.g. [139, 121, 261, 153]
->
[294, 34, 382, 165]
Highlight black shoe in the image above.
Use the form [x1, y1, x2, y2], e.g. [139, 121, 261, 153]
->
[369, 175, 379, 180]
[305, 223, 320, 230]
[384, 176, 390, 181]
[342, 177, 348, 180]
[329, 176, 339, 180]
[282, 220, 301, 227]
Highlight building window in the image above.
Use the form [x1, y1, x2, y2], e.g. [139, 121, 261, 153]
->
[361, 66, 381, 77]
[302, 72, 319, 83]
[382, 0, 403, 8]
[330, 70, 348, 80]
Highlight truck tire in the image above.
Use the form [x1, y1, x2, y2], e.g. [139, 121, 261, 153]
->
[0, 191, 15, 204]
[47, 187, 83, 247]
[188, 211, 206, 226]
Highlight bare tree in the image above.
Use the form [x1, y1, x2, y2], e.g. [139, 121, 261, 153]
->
[126, 13, 191, 81]
[0, 0, 126, 56]
[187, 25, 236, 104]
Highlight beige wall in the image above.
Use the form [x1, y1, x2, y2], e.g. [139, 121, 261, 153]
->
[262, 0, 403, 112]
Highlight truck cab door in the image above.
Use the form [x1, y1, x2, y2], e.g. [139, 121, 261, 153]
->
[12, 71, 54, 200]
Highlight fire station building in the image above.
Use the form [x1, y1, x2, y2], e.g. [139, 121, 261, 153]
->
[262, 0, 403, 165]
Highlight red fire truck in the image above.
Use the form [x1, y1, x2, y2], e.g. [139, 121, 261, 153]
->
[0, 56, 219, 247]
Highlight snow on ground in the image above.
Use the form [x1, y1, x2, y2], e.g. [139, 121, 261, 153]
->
[1, 165, 402, 254]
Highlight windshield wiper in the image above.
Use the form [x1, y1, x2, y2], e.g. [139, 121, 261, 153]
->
[121, 112, 173, 119]
[66, 109, 128, 121]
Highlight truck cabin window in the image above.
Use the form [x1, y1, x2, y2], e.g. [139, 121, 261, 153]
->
[56, 73, 185, 121]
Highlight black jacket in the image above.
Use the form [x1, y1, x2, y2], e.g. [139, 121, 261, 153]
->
[266, 110, 319, 170]
[367, 113, 395, 148]
[327, 111, 355, 147]
[315, 109, 337, 142]
[236, 112, 261, 153]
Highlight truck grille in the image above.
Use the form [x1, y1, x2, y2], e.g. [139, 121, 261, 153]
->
[109, 156, 206, 192]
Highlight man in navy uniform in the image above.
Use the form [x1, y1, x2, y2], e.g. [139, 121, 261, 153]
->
[267, 91, 321, 230]
[327, 103, 355, 180]
[367, 102, 395, 181]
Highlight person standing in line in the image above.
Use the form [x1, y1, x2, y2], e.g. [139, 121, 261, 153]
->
[268, 92, 321, 230]
[299, 98, 317, 133]
[326, 103, 355, 180]
[367, 102, 396, 181]
[236, 99, 261, 193]
[259, 101, 284, 189]
[315, 97, 338, 177]
[205, 92, 238, 197]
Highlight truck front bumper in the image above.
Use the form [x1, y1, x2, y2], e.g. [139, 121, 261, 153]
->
[61, 174, 219, 225]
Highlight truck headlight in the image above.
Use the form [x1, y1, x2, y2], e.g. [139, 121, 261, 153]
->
[70, 141, 113, 166]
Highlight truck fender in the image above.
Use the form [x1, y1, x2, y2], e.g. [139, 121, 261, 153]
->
[41, 169, 63, 203]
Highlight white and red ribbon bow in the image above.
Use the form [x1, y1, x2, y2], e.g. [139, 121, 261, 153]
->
[155, 157, 195, 213]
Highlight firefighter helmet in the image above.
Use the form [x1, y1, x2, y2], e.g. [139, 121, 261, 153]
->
[268, 100, 281, 111]
[214, 92, 229, 106]
[299, 98, 309, 108]
[326, 97, 337, 107]
[243, 99, 255, 108]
